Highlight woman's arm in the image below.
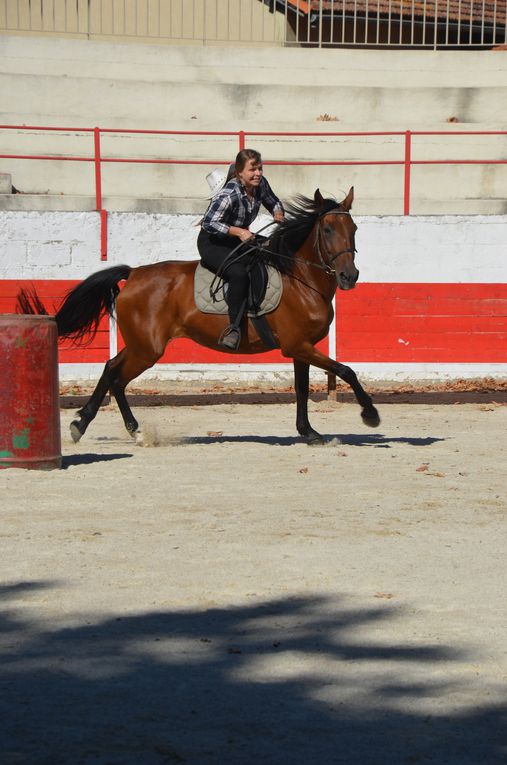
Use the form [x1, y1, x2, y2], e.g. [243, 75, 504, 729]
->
[260, 177, 285, 221]
[201, 194, 233, 236]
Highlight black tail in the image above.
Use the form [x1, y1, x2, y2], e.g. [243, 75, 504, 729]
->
[17, 286, 49, 316]
[16, 265, 132, 344]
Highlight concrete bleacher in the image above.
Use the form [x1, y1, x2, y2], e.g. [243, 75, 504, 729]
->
[1, 34, 507, 215]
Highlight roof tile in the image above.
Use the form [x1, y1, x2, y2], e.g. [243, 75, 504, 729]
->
[309, 1, 506, 25]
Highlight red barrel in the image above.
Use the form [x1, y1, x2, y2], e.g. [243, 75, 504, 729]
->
[0, 315, 62, 470]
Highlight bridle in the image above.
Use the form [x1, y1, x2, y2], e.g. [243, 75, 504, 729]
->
[314, 208, 357, 276]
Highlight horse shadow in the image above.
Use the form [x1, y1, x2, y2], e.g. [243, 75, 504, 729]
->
[181, 433, 445, 448]
[61, 453, 133, 469]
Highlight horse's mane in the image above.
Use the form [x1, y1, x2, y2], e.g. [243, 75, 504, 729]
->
[260, 194, 341, 274]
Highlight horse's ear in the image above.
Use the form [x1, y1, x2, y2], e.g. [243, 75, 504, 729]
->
[342, 187, 354, 211]
[314, 188, 325, 208]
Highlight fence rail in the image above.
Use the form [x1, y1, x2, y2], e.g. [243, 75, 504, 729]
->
[0, 0, 505, 48]
[1, 124, 507, 258]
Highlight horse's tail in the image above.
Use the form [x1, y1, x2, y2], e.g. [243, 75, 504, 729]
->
[16, 264, 132, 344]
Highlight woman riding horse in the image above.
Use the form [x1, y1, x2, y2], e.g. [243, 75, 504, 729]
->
[17, 186, 380, 445]
[198, 149, 285, 350]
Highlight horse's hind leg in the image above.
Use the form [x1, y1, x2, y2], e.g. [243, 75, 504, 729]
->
[108, 351, 162, 445]
[70, 357, 118, 442]
[109, 377, 142, 444]
[69, 348, 154, 443]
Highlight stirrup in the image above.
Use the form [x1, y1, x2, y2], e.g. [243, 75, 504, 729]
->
[218, 325, 241, 350]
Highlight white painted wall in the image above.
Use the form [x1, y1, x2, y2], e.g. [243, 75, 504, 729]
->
[1, 210, 506, 283]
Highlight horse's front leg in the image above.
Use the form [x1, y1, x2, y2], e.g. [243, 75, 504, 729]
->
[334, 360, 380, 427]
[291, 343, 380, 428]
[293, 359, 325, 444]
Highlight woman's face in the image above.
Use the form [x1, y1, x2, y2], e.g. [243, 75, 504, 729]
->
[237, 159, 263, 191]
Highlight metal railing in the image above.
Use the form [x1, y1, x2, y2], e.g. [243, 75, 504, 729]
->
[1, 124, 507, 258]
[1, 0, 505, 48]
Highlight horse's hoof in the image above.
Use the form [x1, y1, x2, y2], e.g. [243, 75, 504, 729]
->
[361, 406, 381, 428]
[307, 437, 326, 446]
[70, 419, 84, 443]
[134, 429, 145, 447]
[303, 431, 325, 446]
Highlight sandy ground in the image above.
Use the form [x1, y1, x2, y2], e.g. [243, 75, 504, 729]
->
[1, 392, 506, 764]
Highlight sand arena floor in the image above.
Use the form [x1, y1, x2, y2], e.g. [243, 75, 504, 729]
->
[1, 385, 506, 764]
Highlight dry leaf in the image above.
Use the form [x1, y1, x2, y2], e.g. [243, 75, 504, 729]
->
[298, 467, 309, 474]
[374, 592, 394, 599]
[416, 464, 429, 472]
[207, 430, 223, 437]
[317, 113, 338, 121]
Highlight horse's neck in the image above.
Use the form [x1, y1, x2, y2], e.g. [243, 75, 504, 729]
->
[296, 232, 336, 302]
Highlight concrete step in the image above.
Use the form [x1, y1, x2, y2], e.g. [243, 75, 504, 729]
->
[2, 34, 506, 216]
[1, 193, 505, 216]
[3, 72, 507, 126]
[2, 34, 507, 88]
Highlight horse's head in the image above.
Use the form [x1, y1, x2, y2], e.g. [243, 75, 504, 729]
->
[314, 188, 359, 290]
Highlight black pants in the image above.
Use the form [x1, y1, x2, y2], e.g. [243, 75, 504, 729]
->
[197, 229, 256, 326]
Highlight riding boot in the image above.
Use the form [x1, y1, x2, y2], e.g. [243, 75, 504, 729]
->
[218, 324, 241, 350]
[218, 296, 247, 350]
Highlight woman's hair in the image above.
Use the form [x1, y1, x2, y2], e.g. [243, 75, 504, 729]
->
[226, 149, 262, 182]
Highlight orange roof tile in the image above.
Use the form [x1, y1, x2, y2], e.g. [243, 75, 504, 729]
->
[300, 1, 506, 25]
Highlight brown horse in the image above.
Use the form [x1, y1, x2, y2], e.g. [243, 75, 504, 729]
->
[18, 188, 380, 444]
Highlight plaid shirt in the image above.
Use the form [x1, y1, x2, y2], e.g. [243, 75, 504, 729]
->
[201, 176, 284, 237]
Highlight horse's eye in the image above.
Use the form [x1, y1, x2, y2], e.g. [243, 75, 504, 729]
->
[324, 225, 333, 235]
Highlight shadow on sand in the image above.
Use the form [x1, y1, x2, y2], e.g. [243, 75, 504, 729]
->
[61, 453, 134, 469]
[180, 433, 445, 448]
[1, 581, 505, 764]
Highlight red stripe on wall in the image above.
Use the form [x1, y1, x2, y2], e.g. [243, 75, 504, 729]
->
[3, 280, 507, 366]
[334, 283, 507, 363]
[155, 338, 288, 364]
[0, 280, 110, 363]
[150, 337, 328, 364]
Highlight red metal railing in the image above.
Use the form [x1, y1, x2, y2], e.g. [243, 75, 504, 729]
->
[1, 125, 506, 259]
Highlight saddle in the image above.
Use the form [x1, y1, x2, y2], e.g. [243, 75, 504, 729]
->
[194, 260, 283, 349]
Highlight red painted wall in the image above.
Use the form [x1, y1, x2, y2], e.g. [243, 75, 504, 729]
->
[3, 279, 506, 365]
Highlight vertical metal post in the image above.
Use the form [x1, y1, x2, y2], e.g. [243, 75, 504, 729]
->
[94, 126, 102, 211]
[434, 0, 439, 49]
[239, 130, 245, 150]
[94, 126, 108, 260]
[403, 130, 412, 215]
[100, 209, 108, 262]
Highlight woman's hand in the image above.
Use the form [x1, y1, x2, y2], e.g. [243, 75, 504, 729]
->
[229, 226, 254, 242]
[239, 228, 254, 242]
[273, 210, 285, 223]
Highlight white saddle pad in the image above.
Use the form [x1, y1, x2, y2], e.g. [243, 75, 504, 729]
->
[194, 263, 283, 316]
